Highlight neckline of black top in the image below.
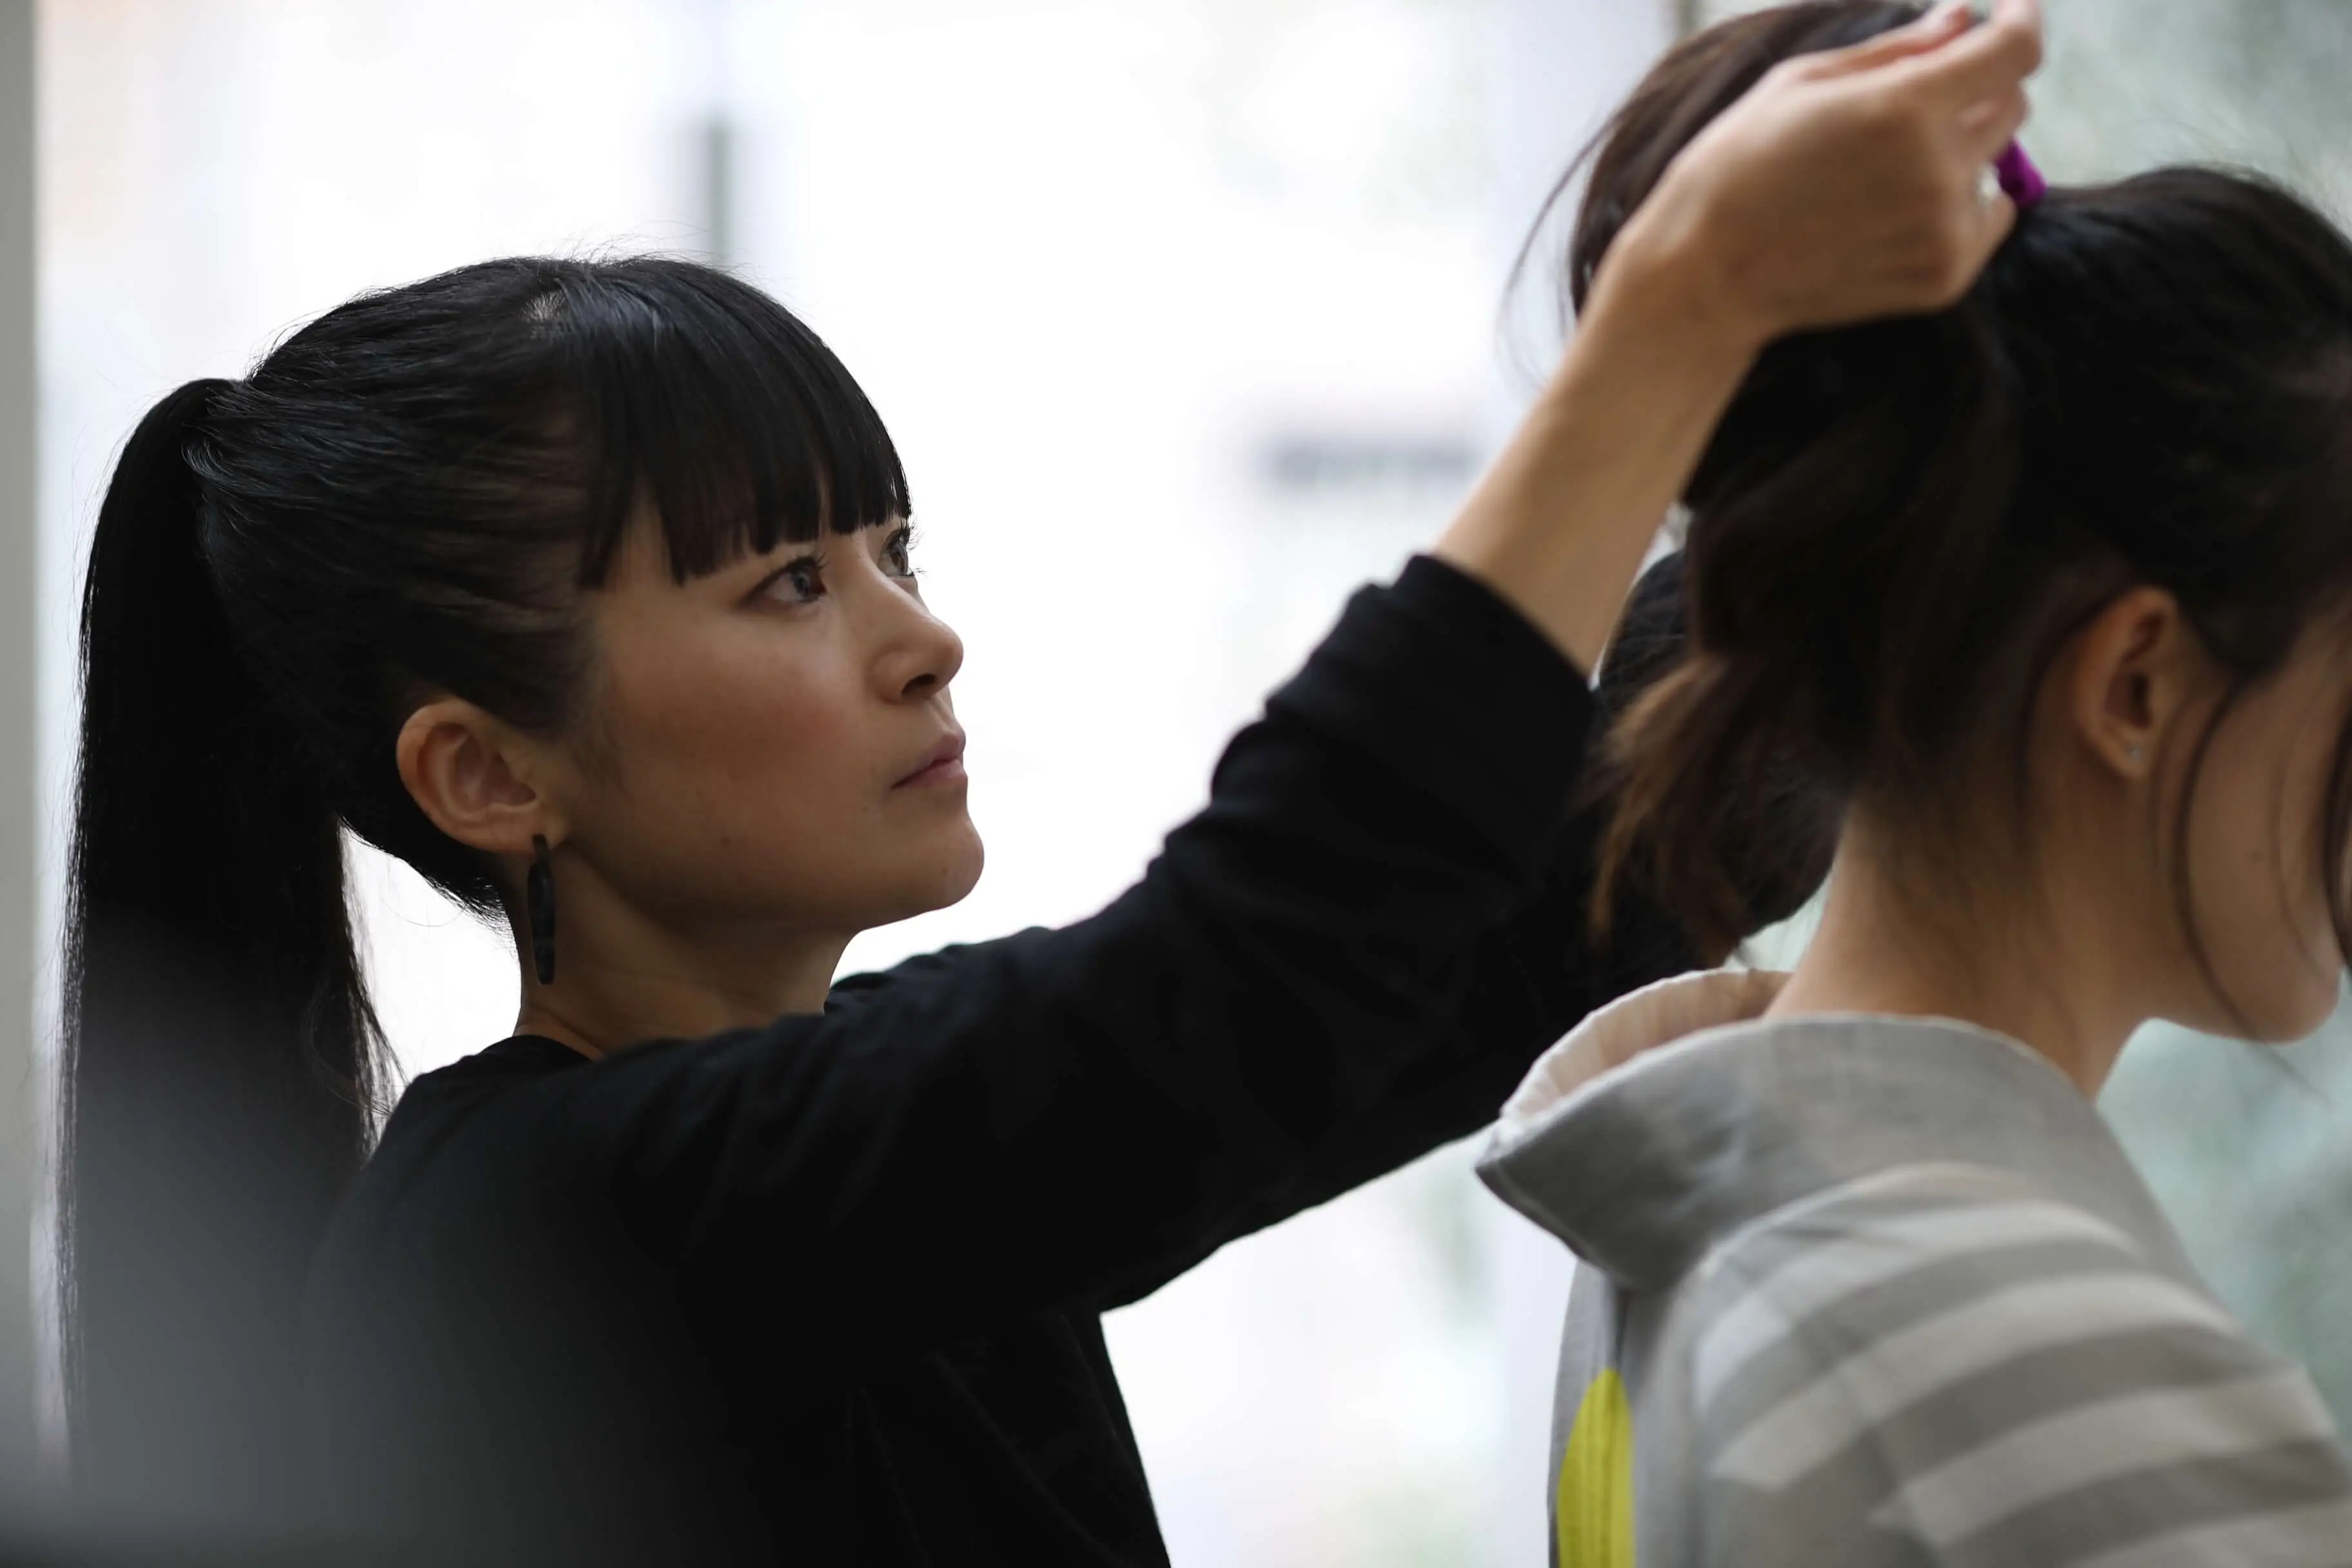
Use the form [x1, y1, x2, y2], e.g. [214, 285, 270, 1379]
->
[476, 1034, 592, 1073]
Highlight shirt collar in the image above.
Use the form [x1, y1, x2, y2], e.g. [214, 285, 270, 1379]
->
[1476, 969, 2198, 1293]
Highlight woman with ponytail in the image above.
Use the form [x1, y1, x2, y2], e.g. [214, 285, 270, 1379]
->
[1481, 5, 2352, 1565]
[66, 376, 389, 1533]
[61, 4, 2039, 1559]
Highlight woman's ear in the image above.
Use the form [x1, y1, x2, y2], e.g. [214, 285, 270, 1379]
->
[395, 696, 564, 857]
[2064, 585, 2204, 783]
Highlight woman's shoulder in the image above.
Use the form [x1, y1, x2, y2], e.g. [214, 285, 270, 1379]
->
[316, 1035, 632, 1282]
[369, 1035, 596, 1169]
[1666, 1161, 2351, 1563]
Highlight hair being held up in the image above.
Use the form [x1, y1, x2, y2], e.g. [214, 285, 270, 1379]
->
[1566, 1, 2352, 966]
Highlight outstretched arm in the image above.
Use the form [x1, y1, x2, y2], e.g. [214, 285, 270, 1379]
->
[1440, 0, 2042, 671]
[462, 1, 2049, 1353]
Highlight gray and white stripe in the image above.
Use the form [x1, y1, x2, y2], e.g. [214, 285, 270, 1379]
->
[1690, 1166, 2352, 1565]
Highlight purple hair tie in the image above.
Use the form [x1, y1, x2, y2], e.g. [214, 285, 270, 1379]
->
[1995, 141, 2047, 209]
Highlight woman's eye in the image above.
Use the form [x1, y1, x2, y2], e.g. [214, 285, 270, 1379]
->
[769, 556, 826, 604]
[883, 529, 916, 579]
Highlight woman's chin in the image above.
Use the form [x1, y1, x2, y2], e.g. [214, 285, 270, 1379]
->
[881, 827, 985, 924]
[935, 832, 986, 910]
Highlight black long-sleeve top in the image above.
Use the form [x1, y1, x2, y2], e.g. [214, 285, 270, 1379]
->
[301, 555, 1692, 1565]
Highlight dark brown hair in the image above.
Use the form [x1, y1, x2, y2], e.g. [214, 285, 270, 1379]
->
[1561, 3, 2352, 968]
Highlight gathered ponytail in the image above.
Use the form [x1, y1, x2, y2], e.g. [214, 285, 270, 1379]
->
[1563, 3, 2352, 965]
[1591, 295, 2026, 958]
[63, 378, 387, 1520]
[1563, 2, 2020, 957]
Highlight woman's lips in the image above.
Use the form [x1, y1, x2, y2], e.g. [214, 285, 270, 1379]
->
[894, 732, 968, 789]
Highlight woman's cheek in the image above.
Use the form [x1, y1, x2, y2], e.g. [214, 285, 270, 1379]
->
[652, 643, 856, 779]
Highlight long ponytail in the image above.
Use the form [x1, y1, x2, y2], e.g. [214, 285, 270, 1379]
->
[59, 254, 913, 1522]
[62, 378, 387, 1520]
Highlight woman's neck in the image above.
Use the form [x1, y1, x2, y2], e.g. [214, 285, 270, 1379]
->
[511, 891, 848, 1061]
[1765, 839, 2146, 1095]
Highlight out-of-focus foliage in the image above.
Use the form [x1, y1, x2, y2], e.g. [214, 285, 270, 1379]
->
[2023, 1, 2352, 210]
[2104, 1022, 2352, 1433]
[1696, 0, 2352, 208]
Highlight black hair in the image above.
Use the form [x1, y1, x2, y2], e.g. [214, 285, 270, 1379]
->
[1564, 3, 2352, 985]
[62, 256, 908, 1516]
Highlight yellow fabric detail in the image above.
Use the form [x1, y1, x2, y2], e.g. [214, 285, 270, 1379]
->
[1556, 1369, 1634, 1568]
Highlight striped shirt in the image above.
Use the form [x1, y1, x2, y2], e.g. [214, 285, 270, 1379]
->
[1478, 970, 2352, 1567]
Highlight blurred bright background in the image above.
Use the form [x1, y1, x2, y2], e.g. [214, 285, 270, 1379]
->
[34, 2, 1669, 1562]
[25, 2, 2352, 1564]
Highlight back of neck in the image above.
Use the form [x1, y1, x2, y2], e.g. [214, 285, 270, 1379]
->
[1764, 847, 2139, 1095]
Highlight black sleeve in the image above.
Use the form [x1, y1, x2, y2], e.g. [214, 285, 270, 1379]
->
[527, 555, 1648, 1351]
[1159, 810, 1692, 1282]
[1150, 553, 1700, 1273]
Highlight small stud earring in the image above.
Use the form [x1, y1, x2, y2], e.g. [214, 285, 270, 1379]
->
[527, 834, 558, 985]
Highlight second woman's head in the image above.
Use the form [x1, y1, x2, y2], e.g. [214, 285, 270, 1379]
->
[1582, 1, 2352, 1048]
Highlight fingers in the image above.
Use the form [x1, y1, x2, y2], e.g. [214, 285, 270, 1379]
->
[1951, 190, 2021, 289]
[1955, 84, 2032, 161]
[1903, 0, 2045, 105]
[1805, 0, 1973, 79]
[1986, 0, 2046, 42]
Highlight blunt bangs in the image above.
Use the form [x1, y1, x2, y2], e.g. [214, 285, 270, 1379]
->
[537, 258, 911, 586]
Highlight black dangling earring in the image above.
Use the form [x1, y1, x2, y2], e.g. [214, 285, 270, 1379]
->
[527, 834, 558, 985]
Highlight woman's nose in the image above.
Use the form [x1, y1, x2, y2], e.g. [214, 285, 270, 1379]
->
[876, 589, 965, 703]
